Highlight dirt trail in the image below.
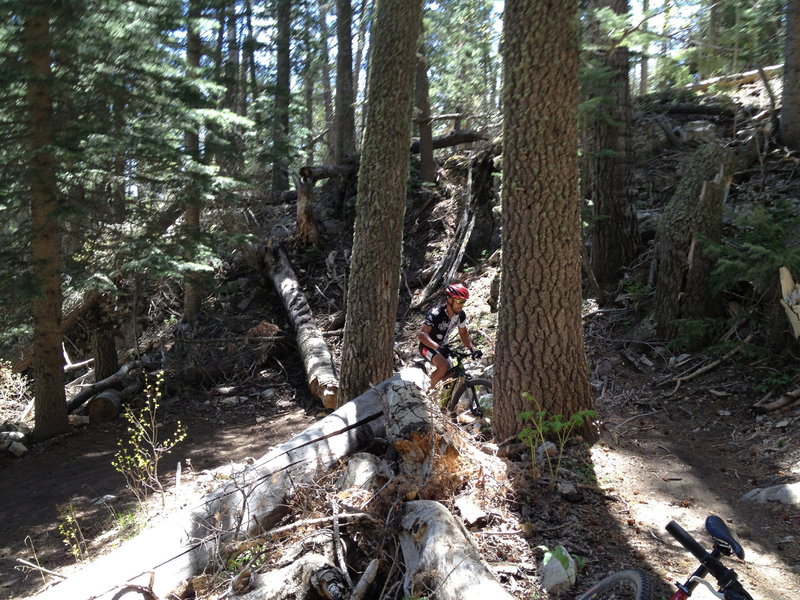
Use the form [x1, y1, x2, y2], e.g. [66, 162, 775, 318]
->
[588, 363, 800, 600]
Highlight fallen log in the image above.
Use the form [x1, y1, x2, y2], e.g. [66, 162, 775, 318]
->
[265, 246, 339, 408]
[409, 129, 487, 153]
[86, 389, 121, 422]
[399, 500, 516, 600]
[66, 359, 157, 413]
[34, 368, 426, 600]
[684, 63, 783, 92]
[380, 376, 463, 489]
[235, 532, 350, 600]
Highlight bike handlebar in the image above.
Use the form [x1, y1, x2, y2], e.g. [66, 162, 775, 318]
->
[666, 521, 754, 600]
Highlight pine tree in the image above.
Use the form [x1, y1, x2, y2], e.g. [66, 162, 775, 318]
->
[493, 0, 594, 441]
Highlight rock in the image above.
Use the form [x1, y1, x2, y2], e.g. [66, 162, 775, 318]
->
[540, 545, 577, 592]
[741, 481, 800, 505]
[0, 431, 26, 450]
[537, 441, 557, 460]
[8, 441, 28, 457]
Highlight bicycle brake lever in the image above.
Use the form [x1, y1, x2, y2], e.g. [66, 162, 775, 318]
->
[690, 577, 724, 599]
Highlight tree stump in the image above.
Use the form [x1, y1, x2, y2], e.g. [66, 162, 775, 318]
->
[654, 143, 734, 339]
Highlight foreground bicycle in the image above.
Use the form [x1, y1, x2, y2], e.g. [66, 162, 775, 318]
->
[436, 347, 492, 417]
[576, 515, 754, 600]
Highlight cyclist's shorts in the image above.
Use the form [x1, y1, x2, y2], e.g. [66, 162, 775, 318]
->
[419, 343, 438, 362]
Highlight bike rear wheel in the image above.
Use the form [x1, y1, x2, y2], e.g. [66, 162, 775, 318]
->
[575, 570, 652, 600]
[447, 378, 492, 416]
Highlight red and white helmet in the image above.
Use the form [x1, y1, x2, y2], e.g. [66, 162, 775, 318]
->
[445, 283, 469, 301]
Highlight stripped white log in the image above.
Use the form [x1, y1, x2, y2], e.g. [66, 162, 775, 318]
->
[399, 500, 516, 600]
[266, 246, 339, 408]
[34, 368, 426, 600]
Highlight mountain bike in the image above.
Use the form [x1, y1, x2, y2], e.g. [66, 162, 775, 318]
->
[576, 515, 754, 600]
[437, 347, 492, 417]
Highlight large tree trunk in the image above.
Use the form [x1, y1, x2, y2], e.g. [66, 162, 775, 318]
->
[266, 247, 338, 408]
[25, 4, 68, 441]
[271, 0, 291, 193]
[318, 0, 335, 162]
[333, 0, 356, 163]
[415, 40, 436, 184]
[183, 0, 203, 323]
[586, 0, 641, 293]
[654, 143, 733, 340]
[782, 0, 800, 149]
[399, 500, 516, 600]
[339, 0, 423, 404]
[493, 0, 594, 441]
[34, 369, 426, 600]
[92, 295, 119, 382]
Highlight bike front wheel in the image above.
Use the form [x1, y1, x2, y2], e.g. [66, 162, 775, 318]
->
[447, 378, 492, 416]
[575, 569, 652, 600]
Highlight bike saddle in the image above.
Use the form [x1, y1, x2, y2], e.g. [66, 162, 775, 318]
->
[706, 515, 746, 559]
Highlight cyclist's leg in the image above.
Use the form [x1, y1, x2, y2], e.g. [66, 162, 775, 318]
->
[424, 350, 451, 389]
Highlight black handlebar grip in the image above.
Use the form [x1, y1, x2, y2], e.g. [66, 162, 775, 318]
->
[666, 521, 730, 582]
[666, 521, 710, 562]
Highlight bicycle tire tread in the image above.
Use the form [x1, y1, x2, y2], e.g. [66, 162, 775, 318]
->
[447, 378, 492, 414]
[575, 569, 652, 600]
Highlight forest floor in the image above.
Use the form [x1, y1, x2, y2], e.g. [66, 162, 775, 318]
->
[2, 80, 800, 600]
[1, 248, 799, 600]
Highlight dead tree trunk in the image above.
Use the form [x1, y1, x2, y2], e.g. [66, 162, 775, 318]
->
[654, 143, 734, 340]
[399, 500, 516, 600]
[266, 246, 338, 408]
[34, 369, 427, 600]
[294, 174, 320, 246]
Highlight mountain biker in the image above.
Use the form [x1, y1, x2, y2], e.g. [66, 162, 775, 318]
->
[418, 283, 482, 389]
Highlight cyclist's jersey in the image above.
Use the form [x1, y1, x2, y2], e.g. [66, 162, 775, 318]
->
[420, 304, 467, 350]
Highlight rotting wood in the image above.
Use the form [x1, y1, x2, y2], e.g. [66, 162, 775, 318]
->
[379, 376, 463, 488]
[399, 500, 516, 600]
[294, 173, 320, 246]
[265, 246, 338, 408]
[33, 369, 426, 600]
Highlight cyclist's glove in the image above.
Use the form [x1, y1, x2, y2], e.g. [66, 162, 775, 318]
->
[471, 349, 483, 360]
[437, 344, 451, 358]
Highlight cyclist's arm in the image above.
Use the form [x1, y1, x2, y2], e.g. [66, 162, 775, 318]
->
[457, 325, 475, 353]
[418, 324, 441, 351]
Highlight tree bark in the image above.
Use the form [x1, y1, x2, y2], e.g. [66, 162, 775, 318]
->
[399, 500, 516, 600]
[25, 3, 68, 441]
[782, 0, 800, 149]
[318, 0, 335, 162]
[586, 0, 641, 293]
[92, 296, 119, 382]
[266, 247, 338, 408]
[333, 0, 356, 163]
[271, 0, 291, 193]
[415, 41, 436, 183]
[493, 0, 594, 441]
[183, 0, 203, 323]
[339, 0, 423, 404]
[33, 369, 425, 600]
